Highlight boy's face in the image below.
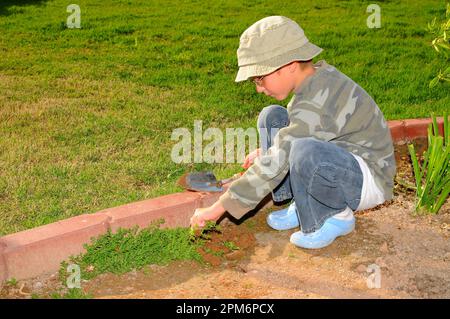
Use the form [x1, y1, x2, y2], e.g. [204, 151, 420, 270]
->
[251, 64, 294, 101]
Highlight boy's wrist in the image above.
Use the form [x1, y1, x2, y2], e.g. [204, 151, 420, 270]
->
[211, 200, 226, 217]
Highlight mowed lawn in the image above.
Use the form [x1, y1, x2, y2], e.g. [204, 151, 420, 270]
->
[0, 0, 448, 235]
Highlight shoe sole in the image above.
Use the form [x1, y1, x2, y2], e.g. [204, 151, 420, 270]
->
[266, 217, 299, 231]
[291, 221, 355, 249]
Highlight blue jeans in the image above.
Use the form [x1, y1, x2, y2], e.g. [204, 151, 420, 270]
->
[257, 105, 363, 233]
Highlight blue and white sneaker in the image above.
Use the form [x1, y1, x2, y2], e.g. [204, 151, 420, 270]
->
[290, 215, 355, 249]
[266, 202, 299, 231]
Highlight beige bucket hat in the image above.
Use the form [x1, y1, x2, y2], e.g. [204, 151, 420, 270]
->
[235, 16, 323, 82]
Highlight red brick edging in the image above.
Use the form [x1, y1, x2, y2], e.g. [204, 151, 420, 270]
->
[0, 190, 226, 282]
[0, 117, 445, 282]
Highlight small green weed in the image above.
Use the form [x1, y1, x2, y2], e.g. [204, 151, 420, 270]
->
[223, 241, 240, 251]
[203, 247, 225, 257]
[189, 221, 222, 242]
[5, 278, 18, 287]
[51, 288, 92, 299]
[244, 220, 256, 230]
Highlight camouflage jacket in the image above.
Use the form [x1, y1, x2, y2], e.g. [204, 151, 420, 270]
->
[219, 60, 396, 220]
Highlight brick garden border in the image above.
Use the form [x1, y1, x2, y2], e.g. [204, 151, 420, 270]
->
[0, 117, 445, 282]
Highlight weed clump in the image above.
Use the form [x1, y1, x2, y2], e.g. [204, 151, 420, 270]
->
[60, 219, 205, 282]
[50, 288, 93, 299]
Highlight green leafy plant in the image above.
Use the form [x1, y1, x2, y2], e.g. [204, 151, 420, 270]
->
[428, 2, 450, 88]
[59, 219, 204, 282]
[5, 278, 18, 287]
[189, 221, 221, 242]
[223, 241, 240, 251]
[203, 246, 225, 257]
[51, 288, 93, 299]
[408, 113, 450, 214]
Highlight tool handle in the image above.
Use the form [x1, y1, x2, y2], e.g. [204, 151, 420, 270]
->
[219, 172, 244, 185]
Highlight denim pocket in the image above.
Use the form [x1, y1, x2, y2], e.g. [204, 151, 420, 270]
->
[308, 164, 345, 209]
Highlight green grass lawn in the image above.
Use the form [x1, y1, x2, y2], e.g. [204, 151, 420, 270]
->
[0, 0, 448, 235]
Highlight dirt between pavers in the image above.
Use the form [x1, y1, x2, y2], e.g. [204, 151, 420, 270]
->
[1, 141, 449, 299]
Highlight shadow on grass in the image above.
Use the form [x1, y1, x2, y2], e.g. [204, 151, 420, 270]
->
[0, 0, 49, 16]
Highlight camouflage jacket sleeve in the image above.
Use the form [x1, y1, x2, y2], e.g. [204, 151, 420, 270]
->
[218, 99, 323, 219]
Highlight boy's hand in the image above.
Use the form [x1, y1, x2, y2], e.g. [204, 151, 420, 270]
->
[242, 148, 262, 169]
[190, 201, 226, 229]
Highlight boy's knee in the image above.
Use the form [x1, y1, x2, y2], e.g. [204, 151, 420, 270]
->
[257, 104, 288, 129]
[289, 137, 323, 172]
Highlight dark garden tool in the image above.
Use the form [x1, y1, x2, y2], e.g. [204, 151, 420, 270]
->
[177, 171, 243, 192]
